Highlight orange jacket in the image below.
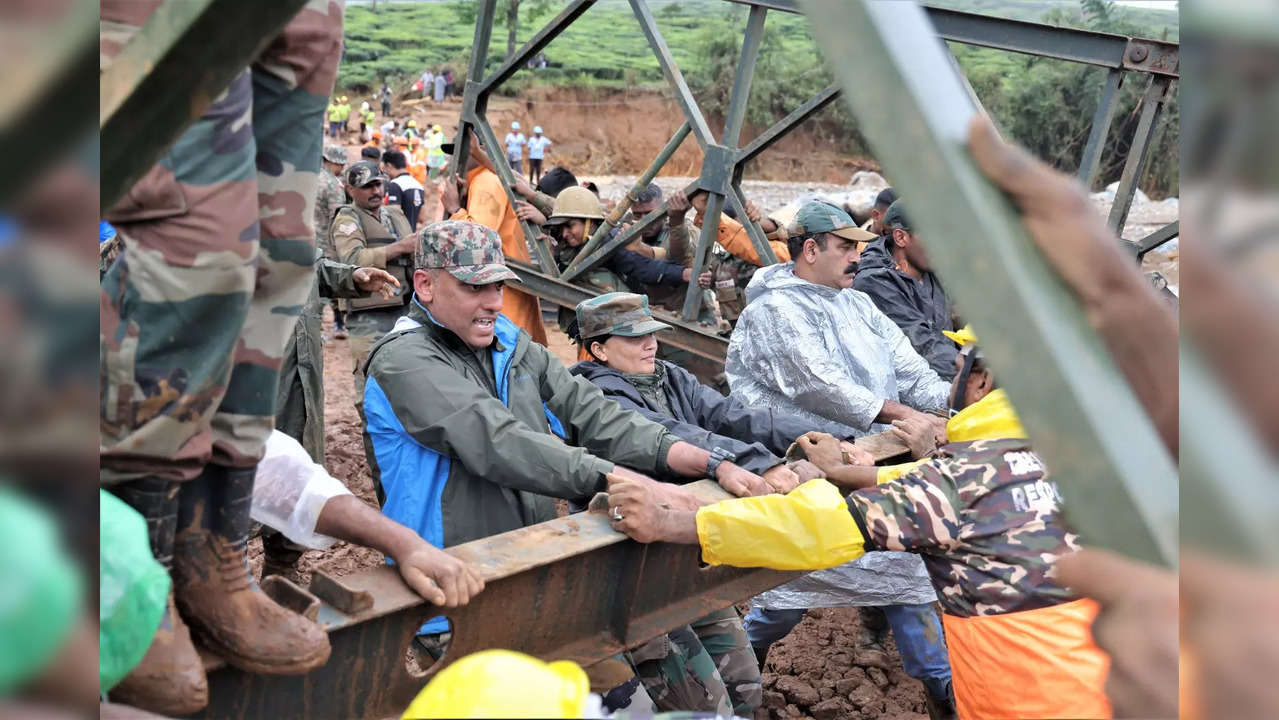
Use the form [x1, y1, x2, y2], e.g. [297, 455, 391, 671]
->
[694, 214, 790, 265]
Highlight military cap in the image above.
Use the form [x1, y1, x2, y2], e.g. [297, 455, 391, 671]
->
[416, 220, 518, 285]
[575, 292, 671, 340]
[787, 201, 876, 242]
[322, 145, 348, 164]
[883, 199, 912, 231]
[345, 161, 385, 188]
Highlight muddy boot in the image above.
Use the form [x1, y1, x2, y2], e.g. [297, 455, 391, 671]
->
[855, 606, 892, 670]
[924, 679, 958, 720]
[173, 464, 331, 674]
[107, 478, 208, 715]
[261, 531, 307, 586]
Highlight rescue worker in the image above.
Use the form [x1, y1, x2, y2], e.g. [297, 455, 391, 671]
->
[327, 96, 343, 137]
[381, 82, 392, 117]
[407, 134, 429, 186]
[330, 161, 415, 424]
[99, 0, 345, 713]
[361, 101, 376, 137]
[864, 187, 897, 236]
[438, 135, 548, 344]
[382, 150, 427, 232]
[404, 118, 419, 141]
[363, 221, 774, 714]
[609, 327, 1113, 720]
[725, 201, 953, 706]
[363, 129, 383, 152]
[316, 145, 349, 339]
[853, 200, 959, 379]
[425, 124, 447, 180]
[686, 191, 791, 331]
[338, 95, 351, 132]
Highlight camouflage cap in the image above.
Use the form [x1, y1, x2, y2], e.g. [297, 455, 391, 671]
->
[416, 220, 519, 285]
[787, 201, 877, 242]
[575, 292, 672, 339]
[345, 160, 385, 188]
[322, 145, 348, 164]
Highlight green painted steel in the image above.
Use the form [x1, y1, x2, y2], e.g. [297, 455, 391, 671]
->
[802, 0, 1178, 567]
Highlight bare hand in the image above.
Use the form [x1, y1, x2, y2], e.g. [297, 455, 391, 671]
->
[744, 200, 762, 223]
[698, 270, 713, 289]
[610, 466, 700, 511]
[840, 440, 875, 467]
[512, 175, 535, 200]
[761, 464, 801, 494]
[514, 200, 547, 226]
[668, 189, 691, 220]
[439, 173, 462, 215]
[967, 117, 1130, 308]
[393, 541, 485, 608]
[790, 460, 825, 483]
[890, 414, 938, 460]
[1056, 548, 1180, 719]
[715, 461, 772, 497]
[605, 473, 671, 543]
[796, 432, 844, 474]
[353, 267, 401, 299]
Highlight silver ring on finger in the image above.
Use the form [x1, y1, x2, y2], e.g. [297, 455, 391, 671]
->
[612, 507, 624, 522]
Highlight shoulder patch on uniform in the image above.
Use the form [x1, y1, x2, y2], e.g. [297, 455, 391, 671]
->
[1004, 451, 1045, 477]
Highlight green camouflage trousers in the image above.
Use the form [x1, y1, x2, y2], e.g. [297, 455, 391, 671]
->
[100, 0, 346, 482]
[622, 608, 761, 716]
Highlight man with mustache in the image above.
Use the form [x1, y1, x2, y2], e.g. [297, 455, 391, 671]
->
[724, 201, 956, 715]
[331, 161, 416, 457]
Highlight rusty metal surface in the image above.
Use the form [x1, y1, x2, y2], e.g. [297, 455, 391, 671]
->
[195, 428, 911, 720]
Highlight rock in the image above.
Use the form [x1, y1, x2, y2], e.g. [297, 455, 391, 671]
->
[776, 677, 821, 707]
[835, 676, 864, 696]
[809, 697, 850, 720]
[866, 667, 889, 689]
[761, 690, 787, 710]
[807, 608, 826, 620]
[767, 708, 787, 720]
[785, 703, 801, 717]
[828, 652, 852, 669]
[762, 672, 778, 690]
[818, 686, 836, 701]
[849, 171, 888, 189]
[847, 683, 882, 712]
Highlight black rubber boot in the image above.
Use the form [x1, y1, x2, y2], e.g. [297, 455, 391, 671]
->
[107, 478, 208, 715]
[174, 465, 330, 674]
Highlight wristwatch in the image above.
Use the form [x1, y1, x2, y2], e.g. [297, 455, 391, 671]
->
[706, 447, 737, 479]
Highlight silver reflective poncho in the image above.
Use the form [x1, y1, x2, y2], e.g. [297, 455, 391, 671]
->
[726, 262, 950, 609]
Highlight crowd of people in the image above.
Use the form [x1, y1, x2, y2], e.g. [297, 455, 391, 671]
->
[91, 6, 1216, 720]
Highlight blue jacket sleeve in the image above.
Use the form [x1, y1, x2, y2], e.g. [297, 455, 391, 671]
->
[607, 249, 687, 287]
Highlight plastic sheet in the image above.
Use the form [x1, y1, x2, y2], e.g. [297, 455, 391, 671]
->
[251, 430, 352, 549]
[100, 490, 169, 693]
[726, 263, 950, 437]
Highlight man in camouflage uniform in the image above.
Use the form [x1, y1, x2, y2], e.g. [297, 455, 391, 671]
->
[316, 144, 350, 337]
[608, 333, 1112, 720]
[99, 0, 344, 714]
[330, 160, 415, 418]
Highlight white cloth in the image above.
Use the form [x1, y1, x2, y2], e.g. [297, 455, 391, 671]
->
[504, 132, 526, 161]
[527, 135, 552, 159]
[250, 431, 352, 549]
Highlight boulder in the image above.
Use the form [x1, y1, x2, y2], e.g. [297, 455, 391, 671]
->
[776, 676, 821, 707]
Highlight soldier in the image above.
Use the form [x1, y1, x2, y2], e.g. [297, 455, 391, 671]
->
[330, 160, 416, 424]
[609, 328, 1114, 720]
[99, 0, 345, 714]
[317, 145, 349, 338]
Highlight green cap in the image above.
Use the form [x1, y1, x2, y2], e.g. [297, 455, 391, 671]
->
[415, 220, 519, 285]
[787, 201, 877, 242]
[575, 292, 672, 339]
[883, 199, 912, 231]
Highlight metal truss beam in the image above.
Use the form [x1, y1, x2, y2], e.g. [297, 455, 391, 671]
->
[804, 0, 1178, 567]
[1131, 220, 1179, 259]
[479, 0, 598, 94]
[1076, 69, 1124, 189]
[99, 0, 311, 212]
[1108, 75, 1173, 235]
[197, 429, 912, 720]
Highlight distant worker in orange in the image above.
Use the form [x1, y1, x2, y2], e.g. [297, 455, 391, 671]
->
[439, 134, 548, 344]
[407, 135, 428, 186]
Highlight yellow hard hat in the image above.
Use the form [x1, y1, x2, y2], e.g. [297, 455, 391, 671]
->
[547, 186, 606, 223]
[433, 124, 443, 132]
[407, 120, 418, 128]
[400, 650, 589, 719]
[943, 324, 978, 346]
[341, 95, 348, 102]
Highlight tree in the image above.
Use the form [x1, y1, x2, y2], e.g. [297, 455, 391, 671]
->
[506, 0, 521, 60]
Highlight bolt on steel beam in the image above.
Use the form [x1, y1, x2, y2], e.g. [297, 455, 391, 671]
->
[99, 0, 311, 212]
[803, 0, 1178, 567]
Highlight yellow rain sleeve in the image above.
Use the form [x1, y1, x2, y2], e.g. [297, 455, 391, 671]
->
[695, 479, 866, 571]
[876, 459, 925, 484]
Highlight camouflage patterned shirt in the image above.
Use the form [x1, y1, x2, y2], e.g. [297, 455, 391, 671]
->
[847, 437, 1081, 618]
[314, 170, 346, 258]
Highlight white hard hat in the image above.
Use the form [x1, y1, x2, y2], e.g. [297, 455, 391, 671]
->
[511, 121, 521, 130]
[362, 101, 370, 111]
[533, 126, 543, 134]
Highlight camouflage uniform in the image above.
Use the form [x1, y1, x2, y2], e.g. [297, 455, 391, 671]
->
[848, 437, 1081, 616]
[330, 172, 413, 412]
[101, 0, 346, 481]
[315, 147, 348, 332]
[553, 240, 629, 334]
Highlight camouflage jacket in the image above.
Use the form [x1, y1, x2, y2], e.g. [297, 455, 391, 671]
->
[847, 437, 1081, 618]
[314, 170, 346, 258]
